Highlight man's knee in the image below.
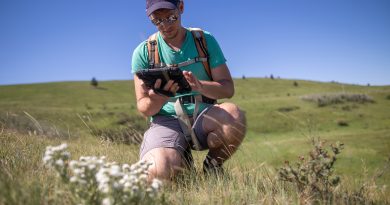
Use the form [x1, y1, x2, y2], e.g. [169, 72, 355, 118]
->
[205, 103, 246, 147]
[218, 102, 245, 123]
[216, 103, 246, 135]
[204, 103, 246, 133]
[141, 148, 183, 180]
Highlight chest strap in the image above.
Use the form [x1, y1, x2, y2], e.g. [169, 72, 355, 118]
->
[164, 57, 208, 68]
[174, 98, 202, 150]
[169, 95, 216, 104]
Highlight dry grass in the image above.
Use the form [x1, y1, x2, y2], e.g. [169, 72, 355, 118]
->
[1, 128, 389, 204]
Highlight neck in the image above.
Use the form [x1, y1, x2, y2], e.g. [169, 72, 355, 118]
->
[163, 27, 186, 51]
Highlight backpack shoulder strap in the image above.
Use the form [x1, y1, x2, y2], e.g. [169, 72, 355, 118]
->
[189, 28, 213, 81]
[147, 32, 160, 68]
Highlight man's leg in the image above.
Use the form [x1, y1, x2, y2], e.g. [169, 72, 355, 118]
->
[202, 102, 246, 166]
[141, 147, 184, 181]
[139, 116, 189, 181]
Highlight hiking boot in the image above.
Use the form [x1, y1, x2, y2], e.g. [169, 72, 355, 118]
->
[203, 155, 224, 177]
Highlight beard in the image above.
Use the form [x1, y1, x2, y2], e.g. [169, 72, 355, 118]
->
[160, 28, 179, 40]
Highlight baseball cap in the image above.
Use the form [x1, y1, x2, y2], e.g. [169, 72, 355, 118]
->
[146, 0, 180, 16]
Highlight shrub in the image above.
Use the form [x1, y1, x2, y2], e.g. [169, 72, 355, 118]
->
[91, 77, 98, 88]
[337, 120, 349, 127]
[341, 105, 351, 111]
[43, 144, 162, 205]
[278, 138, 344, 203]
[301, 93, 375, 107]
[277, 106, 300, 112]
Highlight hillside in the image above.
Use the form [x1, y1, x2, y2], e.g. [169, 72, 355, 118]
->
[1, 78, 389, 204]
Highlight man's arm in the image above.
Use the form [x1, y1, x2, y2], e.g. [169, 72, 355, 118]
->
[134, 75, 178, 117]
[183, 63, 234, 100]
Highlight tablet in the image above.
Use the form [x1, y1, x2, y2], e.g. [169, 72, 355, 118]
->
[135, 67, 192, 97]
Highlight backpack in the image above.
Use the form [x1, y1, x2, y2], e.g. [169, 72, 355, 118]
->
[146, 28, 213, 81]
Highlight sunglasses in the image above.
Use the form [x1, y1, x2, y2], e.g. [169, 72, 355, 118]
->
[150, 14, 179, 26]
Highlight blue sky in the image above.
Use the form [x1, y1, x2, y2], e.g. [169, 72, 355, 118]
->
[0, 0, 389, 86]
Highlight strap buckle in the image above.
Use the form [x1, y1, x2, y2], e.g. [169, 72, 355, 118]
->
[149, 40, 157, 46]
[179, 95, 196, 104]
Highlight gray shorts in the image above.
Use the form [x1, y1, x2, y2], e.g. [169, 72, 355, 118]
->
[139, 106, 212, 159]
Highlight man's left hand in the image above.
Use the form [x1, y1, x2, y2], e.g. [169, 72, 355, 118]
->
[183, 71, 203, 92]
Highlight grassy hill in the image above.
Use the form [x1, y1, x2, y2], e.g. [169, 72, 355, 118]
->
[1, 78, 389, 204]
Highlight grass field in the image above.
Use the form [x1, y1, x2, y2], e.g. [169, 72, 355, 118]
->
[1, 78, 389, 204]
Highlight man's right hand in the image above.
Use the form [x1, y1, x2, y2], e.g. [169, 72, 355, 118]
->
[134, 75, 180, 117]
[149, 79, 179, 98]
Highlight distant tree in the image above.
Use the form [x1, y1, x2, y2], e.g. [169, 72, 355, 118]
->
[242, 75, 246, 80]
[270, 74, 274, 80]
[293, 81, 299, 87]
[367, 83, 370, 87]
[91, 77, 98, 88]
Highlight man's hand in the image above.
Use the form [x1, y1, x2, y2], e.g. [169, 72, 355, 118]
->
[182, 64, 234, 100]
[148, 79, 179, 98]
[134, 75, 181, 117]
[183, 71, 203, 92]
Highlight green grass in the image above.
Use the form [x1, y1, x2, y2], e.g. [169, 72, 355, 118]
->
[1, 78, 390, 204]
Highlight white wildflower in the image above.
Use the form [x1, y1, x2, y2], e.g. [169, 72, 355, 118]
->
[109, 165, 121, 177]
[73, 168, 83, 175]
[55, 159, 64, 166]
[43, 155, 52, 164]
[151, 179, 162, 190]
[69, 176, 78, 183]
[139, 173, 148, 181]
[58, 143, 67, 150]
[69, 160, 77, 168]
[102, 197, 112, 205]
[88, 164, 96, 170]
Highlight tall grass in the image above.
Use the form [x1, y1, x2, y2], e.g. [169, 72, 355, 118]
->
[1, 128, 389, 205]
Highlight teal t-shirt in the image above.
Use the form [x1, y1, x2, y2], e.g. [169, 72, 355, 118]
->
[131, 28, 226, 116]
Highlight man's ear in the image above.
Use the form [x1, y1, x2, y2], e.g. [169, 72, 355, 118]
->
[178, 1, 184, 14]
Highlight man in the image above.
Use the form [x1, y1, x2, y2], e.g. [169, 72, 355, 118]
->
[131, 0, 246, 181]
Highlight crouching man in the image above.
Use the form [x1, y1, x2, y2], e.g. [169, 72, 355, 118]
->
[131, 0, 246, 180]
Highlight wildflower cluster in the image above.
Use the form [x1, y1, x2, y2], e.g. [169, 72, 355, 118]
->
[43, 144, 162, 205]
[43, 143, 71, 181]
[95, 160, 162, 204]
